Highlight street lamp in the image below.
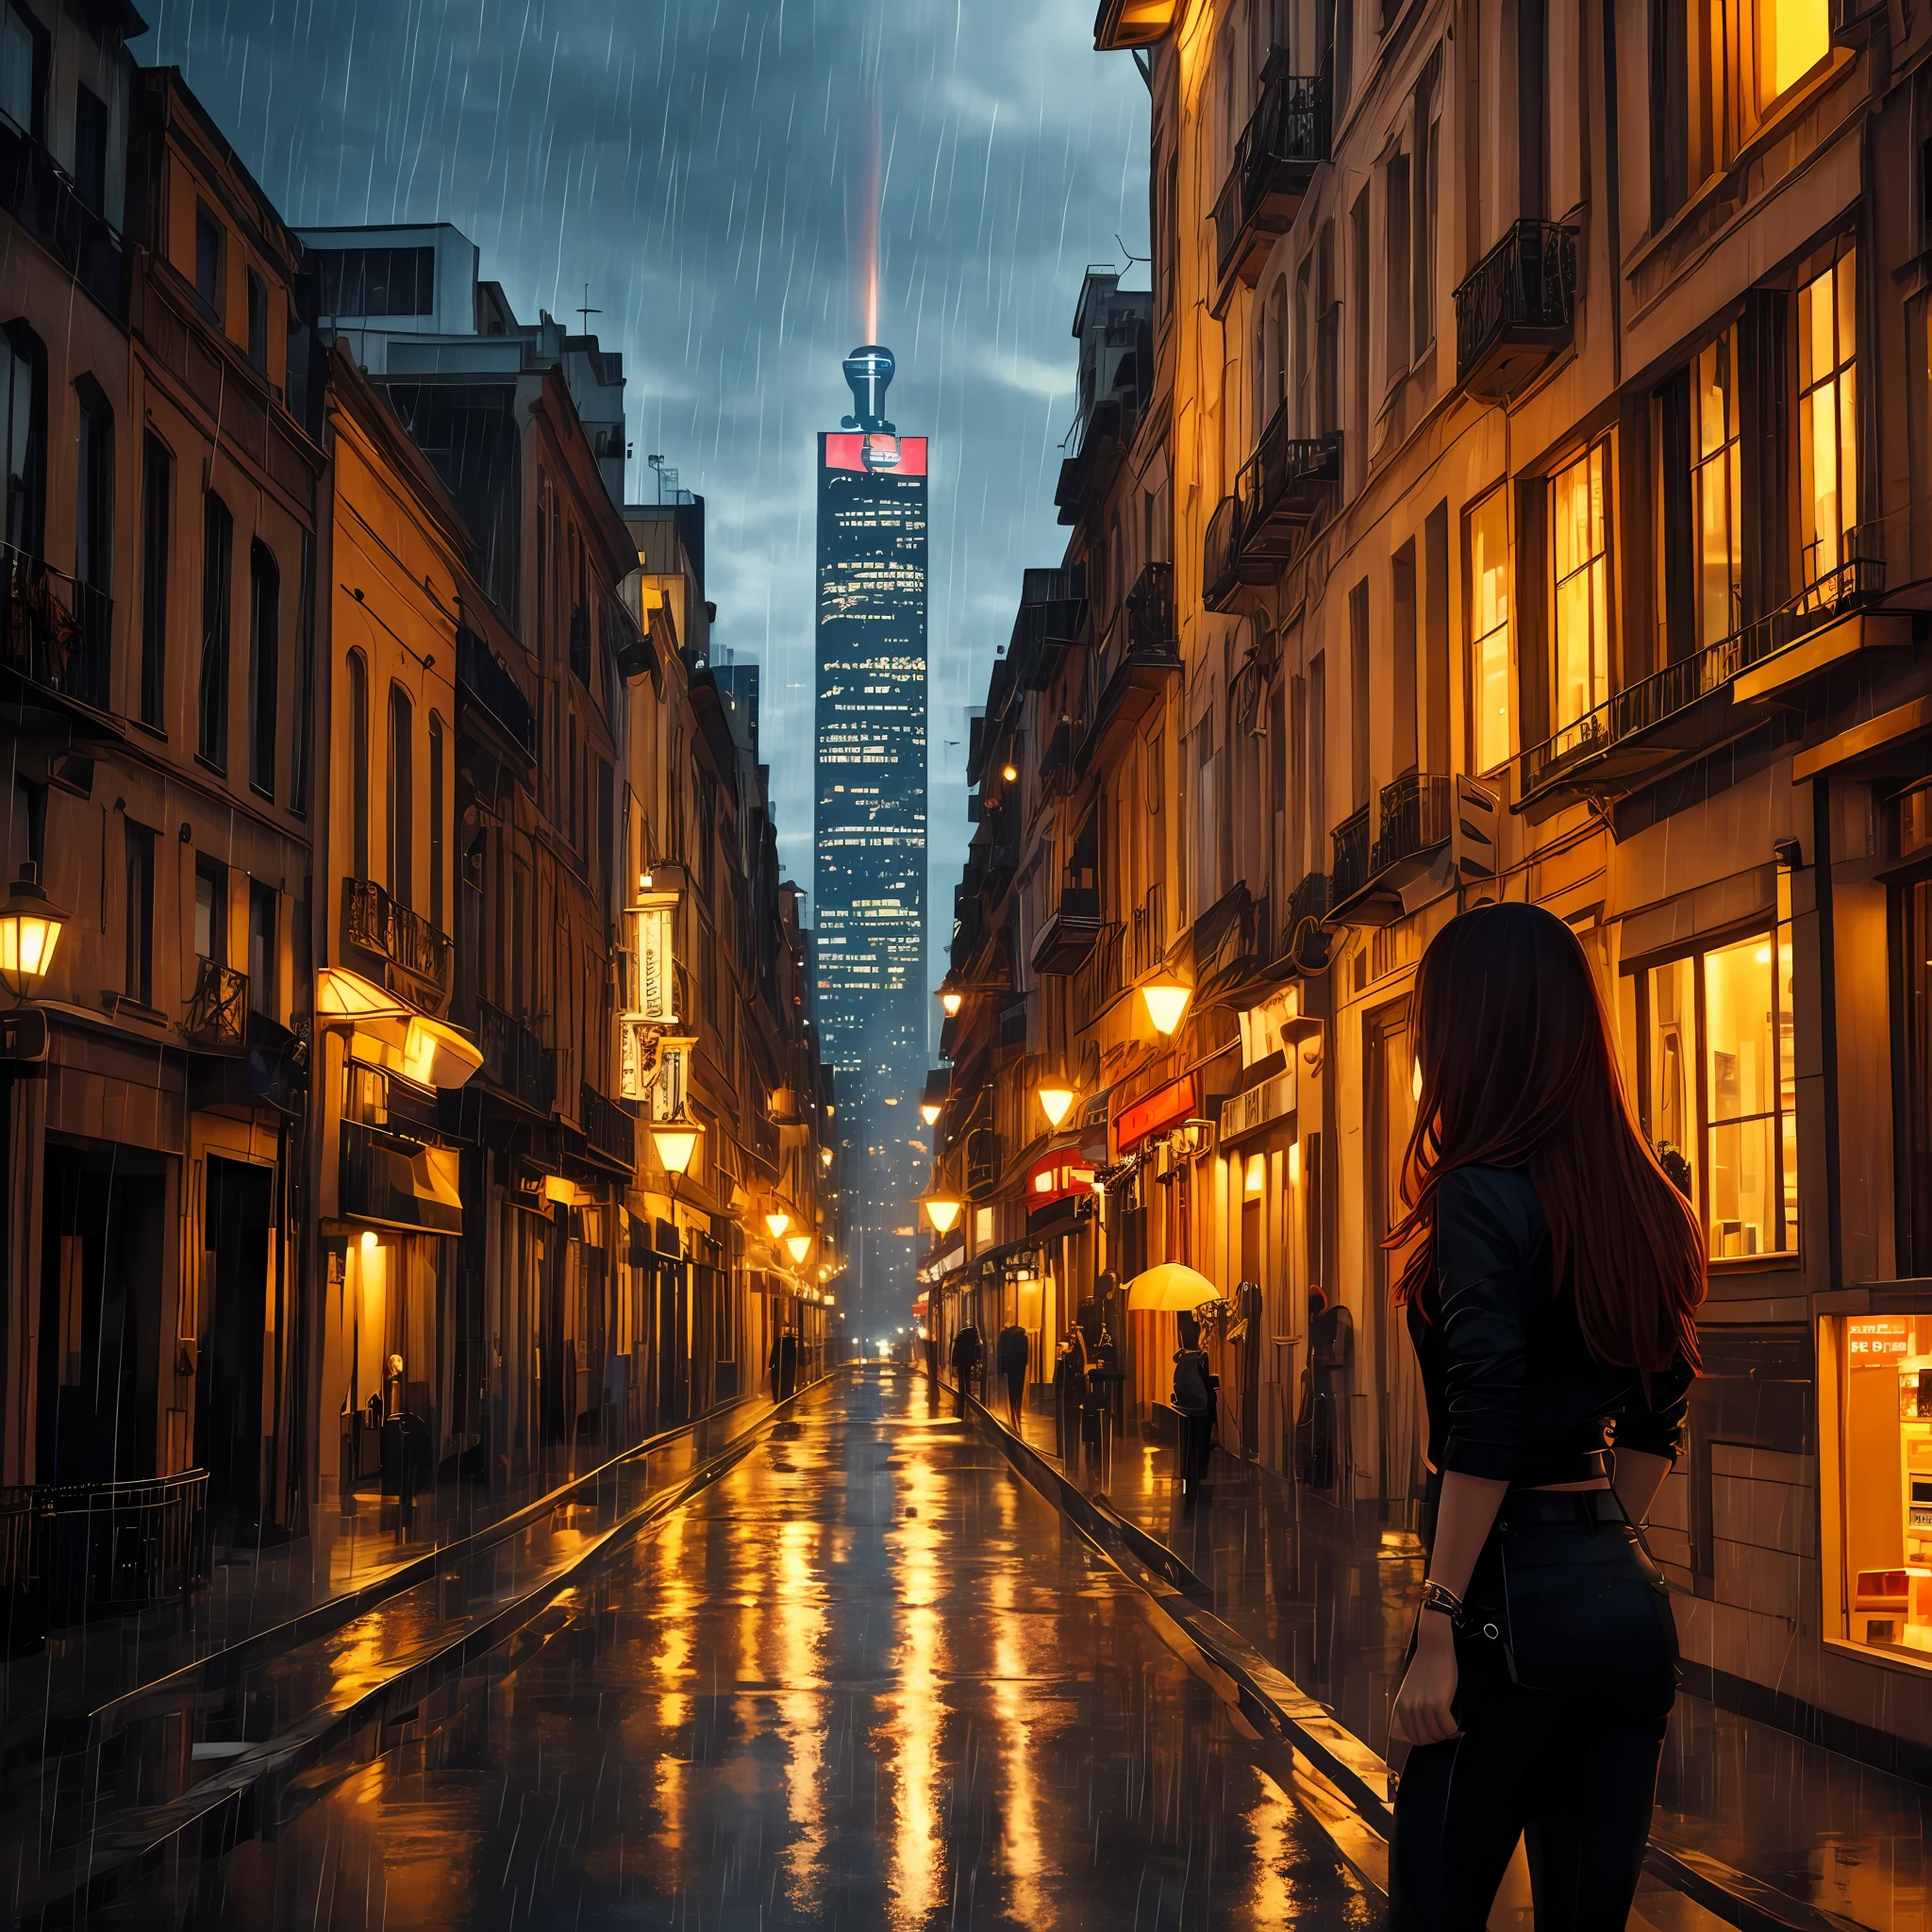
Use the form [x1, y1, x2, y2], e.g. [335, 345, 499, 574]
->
[650, 1118, 701, 1176]
[786, 1232, 812, 1265]
[1140, 981, 1191, 1036]
[1036, 1079, 1075, 1131]
[0, 863, 66, 1001]
[765, 1209, 792, 1240]
[941, 986, 962, 1018]
[921, 1194, 962, 1236]
[819, 1145, 834, 1167]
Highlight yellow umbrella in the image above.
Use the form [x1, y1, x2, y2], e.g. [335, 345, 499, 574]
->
[1124, 1263, 1222, 1312]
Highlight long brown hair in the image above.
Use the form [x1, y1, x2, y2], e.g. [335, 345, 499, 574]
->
[1387, 902, 1705, 1376]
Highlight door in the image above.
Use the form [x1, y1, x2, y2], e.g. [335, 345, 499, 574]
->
[39, 1143, 167, 1486]
[200, 1156, 272, 1536]
[1370, 1008, 1425, 1521]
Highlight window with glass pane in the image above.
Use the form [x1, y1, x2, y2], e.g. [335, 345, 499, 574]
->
[1550, 441, 1610, 731]
[1798, 251, 1857, 597]
[1691, 330, 1742, 648]
[1466, 488, 1511, 773]
[1644, 921, 1799, 1261]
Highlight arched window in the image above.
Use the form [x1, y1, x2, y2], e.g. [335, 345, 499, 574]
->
[0, 319, 45, 559]
[346, 649, 369, 879]
[388, 684, 413, 908]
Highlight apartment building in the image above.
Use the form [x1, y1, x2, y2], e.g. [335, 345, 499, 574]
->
[934, 0, 1932, 1771]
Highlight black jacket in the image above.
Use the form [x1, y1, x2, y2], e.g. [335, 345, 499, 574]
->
[950, 1326, 984, 1374]
[994, 1325, 1028, 1376]
[1407, 1165, 1692, 1487]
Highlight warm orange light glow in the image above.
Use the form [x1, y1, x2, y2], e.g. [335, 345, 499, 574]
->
[0, 864, 64, 999]
[919, 1101, 941, 1126]
[652, 1124, 700, 1175]
[922, 1196, 962, 1236]
[765, 1210, 792, 1240]
[786, 1233, 812, 1265]
[1141, 982, 1191, 1036]
[941, 988, 963, 1017]
[1037, 1084, 1075, 1130]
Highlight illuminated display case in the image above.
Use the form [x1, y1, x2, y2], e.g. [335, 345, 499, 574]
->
[1823, 1313, 1932, 1658]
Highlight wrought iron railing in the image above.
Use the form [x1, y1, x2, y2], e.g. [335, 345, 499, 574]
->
[477, 998, 556, 1114]
[1213, 53, 1330, 281]
[580, 1084, 636, 1168]
[1204, 495, 1241, 608]
[0, 541, 111, 709]
[1370, 773, 1456, 876]
[1130, 881, 1167, 978]
[0, 111, 123, 315]
[342, 877, 453, 1004]
[1454, 218, 1578, 386]
[0, 1471, 208, 1626]
[1329, 805, 1371, 905]
[457, 625, 537, 756]
[1076, 922, 1125, 1016]
[1283, 870, 1330, 943]
[1518, 547, 1888, 799]
[1236, 415, 1341, 534]
[184, 958, 247, 1046]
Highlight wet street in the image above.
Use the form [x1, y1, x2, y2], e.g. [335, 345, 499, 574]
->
[174, 1368, 1379, 1929]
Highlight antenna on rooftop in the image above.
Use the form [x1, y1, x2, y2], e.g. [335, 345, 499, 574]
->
[576, 283, 602, 336]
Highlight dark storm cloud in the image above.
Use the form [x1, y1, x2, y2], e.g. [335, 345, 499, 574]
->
[140, 0, 1149, 981]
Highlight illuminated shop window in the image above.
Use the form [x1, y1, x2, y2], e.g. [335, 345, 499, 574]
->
[1549, 439, 1611, 732]
[1639, 888, 1798, 1261]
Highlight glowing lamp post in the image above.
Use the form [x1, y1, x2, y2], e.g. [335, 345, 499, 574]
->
[940, 986, 962, 1018]
[1139, 981, 1191, 1037]
[921, 1194, 962, 1237]
[764, 1209, 792, 1241]
[1036, 1081, 1075, 1131]
[0, 864, 66, 1001]
[785, 1233, 812, 1266]
[650, 1119, 701, 1176]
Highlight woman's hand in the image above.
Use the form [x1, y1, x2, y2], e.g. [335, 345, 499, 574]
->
[1390, 1611, 1461, 1746]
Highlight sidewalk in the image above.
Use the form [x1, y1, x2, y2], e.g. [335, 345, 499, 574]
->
[999, 1390, 1927, 1932]
[0, 1393, 775, 1779]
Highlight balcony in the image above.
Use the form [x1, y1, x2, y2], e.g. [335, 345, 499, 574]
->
[1328, 774, 1456, 926]
[579, 1084, 636, 1173]
[341, 877, 453, 1016]
[1455, 218, 1578, 401]
[457, 625, 537, 761]
[1236, 418, 1341, 570]
[1031, 886, 1104, 974]
[1204, 495, 1241, 612]
[1328, 805, 1371, 908]
[1517, 550, 1891, 815]
[1075, 561, 1181, 774]
[0, 541, 112, 714]
[0, 112, 122, 317]
[1211, 55, 1330, 317]
[1075, 922, 1124, 1016]
[1281, 870, 1330, 950]
[1092, 0, 1178, 50]
[1038, 716, 1073, 795]
[339, 1120, 463, 1236]
[183, 958, 247, 1048]
[476, 998, 556, 1115]
[1010, 567, 1090, 692]
[1055, 399, 1132, 528]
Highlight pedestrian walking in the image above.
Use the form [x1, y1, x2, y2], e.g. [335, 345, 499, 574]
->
[769, 1327, 798, 1404]
[994, 1322, 1028, 1429]
[1385, 903, 1704, 1930]
[948, 1323, 983, 1419]
[1294, 1284, 1352, 1491]
[1170, 1310, 1216, 1512]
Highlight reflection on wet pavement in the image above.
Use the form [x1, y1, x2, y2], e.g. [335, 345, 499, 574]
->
[156, 1369, 1380, 1929]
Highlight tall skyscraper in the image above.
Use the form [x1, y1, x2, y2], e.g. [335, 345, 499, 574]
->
[814, 345, 928, 1327]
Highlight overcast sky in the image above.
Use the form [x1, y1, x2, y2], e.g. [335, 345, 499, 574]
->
[140, 0, 1151, 983]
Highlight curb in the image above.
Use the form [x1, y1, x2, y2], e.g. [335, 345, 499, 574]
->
[18, 1369, 852, 1929]
[960, 1387, 1873, 1932]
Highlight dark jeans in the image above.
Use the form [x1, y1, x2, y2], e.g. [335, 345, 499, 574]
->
[1003, 1370, 1024, 1421]
[1391, 1493, 1675, 1931]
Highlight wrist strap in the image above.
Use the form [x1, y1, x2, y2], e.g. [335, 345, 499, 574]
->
[1419, 1579, 1464, 1626]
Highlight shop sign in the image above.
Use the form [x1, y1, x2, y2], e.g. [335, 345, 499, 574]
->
[1849, 1317, 1910, 1362]
[1115, 1074, 1196, 1154]
[619, 896, 681, 1102]
[1025, 1149, 1096, 1208]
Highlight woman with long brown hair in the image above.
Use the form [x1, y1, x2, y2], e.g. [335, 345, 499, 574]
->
[1384, 902, 1706, 1929]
